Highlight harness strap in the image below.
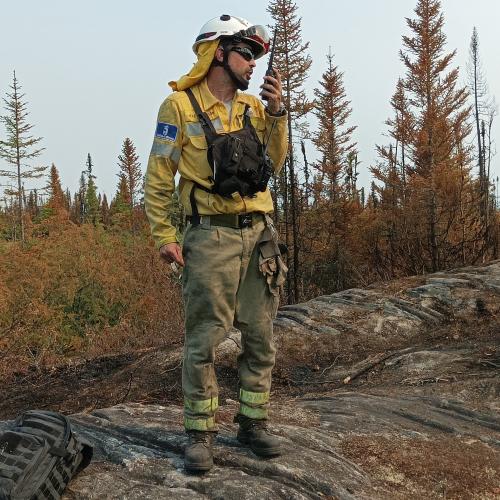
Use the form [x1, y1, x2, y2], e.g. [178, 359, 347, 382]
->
[185, 88, 218, 140]
[189, 182, 212, 222]
[184, 89, 216, 220]
[189, 183, 199, 219]
[243, 104, 251, 126]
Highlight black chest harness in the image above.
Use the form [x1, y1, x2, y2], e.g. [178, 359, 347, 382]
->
[185, 88, 273, 217]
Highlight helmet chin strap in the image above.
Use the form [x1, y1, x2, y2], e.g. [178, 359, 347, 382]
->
[212, 41, 250, 91]
[222, 48, 249, 91]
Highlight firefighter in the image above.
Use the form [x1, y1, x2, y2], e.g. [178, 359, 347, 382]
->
[145, 14, 287, 473]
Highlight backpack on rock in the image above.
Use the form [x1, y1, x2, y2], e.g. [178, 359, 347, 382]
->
[0, 410, 92, 499]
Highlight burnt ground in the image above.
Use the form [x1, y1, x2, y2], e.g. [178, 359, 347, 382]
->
[1, 262, 499, 498]
[0, 320, 498, 498]
[1, 320, 497, 420]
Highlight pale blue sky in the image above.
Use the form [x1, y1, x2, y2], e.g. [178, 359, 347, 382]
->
[1, 0, 499, 200]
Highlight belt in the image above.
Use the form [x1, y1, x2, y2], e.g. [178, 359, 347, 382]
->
[186, 213, 265, 229]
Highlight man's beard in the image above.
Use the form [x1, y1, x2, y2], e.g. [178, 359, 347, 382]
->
[224, 62, 249, 91]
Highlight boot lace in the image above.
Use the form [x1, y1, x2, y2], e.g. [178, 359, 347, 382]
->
[188, 431, 213, 445]
[242, 418, 271, 434]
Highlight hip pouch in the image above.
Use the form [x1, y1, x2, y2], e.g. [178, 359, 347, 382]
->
[185, 88, 273, 199]
[258, 215, 288, 296]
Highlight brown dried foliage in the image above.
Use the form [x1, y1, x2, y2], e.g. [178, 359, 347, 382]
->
[0, 224, 183, 380]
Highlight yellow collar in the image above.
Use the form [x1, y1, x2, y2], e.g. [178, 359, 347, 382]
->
[194, 78, 247, 111]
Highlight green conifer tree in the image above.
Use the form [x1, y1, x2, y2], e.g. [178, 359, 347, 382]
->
[117, 138, 142, 208]
[83, 153, 100, 225]
[0, 71, 46, 241]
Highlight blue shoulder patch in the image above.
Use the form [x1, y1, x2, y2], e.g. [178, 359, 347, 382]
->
[155, 122, 178, 142]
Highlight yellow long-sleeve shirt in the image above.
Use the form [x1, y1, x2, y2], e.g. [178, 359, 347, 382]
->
[144, 78, 288, 249]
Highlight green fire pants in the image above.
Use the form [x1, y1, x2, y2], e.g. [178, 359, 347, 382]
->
[181, 217, 278, 431]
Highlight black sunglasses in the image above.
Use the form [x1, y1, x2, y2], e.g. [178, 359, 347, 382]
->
[229, 46, 255, 62]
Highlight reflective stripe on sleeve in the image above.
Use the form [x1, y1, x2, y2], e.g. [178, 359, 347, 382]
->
[150, 140, 181, 163]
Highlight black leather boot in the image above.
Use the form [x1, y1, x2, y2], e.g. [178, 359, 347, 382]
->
[184, 431, 214, 473]
[235, 414, 281, 457]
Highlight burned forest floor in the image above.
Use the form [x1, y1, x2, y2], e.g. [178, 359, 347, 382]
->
[1, 261, 499, 499]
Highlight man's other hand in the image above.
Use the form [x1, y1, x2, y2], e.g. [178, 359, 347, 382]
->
[159, 242, 185, 266]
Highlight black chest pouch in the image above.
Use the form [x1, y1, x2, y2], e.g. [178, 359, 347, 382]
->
[185, 88, 273, 199]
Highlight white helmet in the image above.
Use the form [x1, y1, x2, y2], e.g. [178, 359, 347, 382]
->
[193, 14, 270, 59]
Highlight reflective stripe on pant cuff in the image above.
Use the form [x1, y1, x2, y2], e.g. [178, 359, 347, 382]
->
[239, 389, 270, 405]
[239, 403, 268, 419]
[184, 416, 217, 431]
[184, 396, 219, 414]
